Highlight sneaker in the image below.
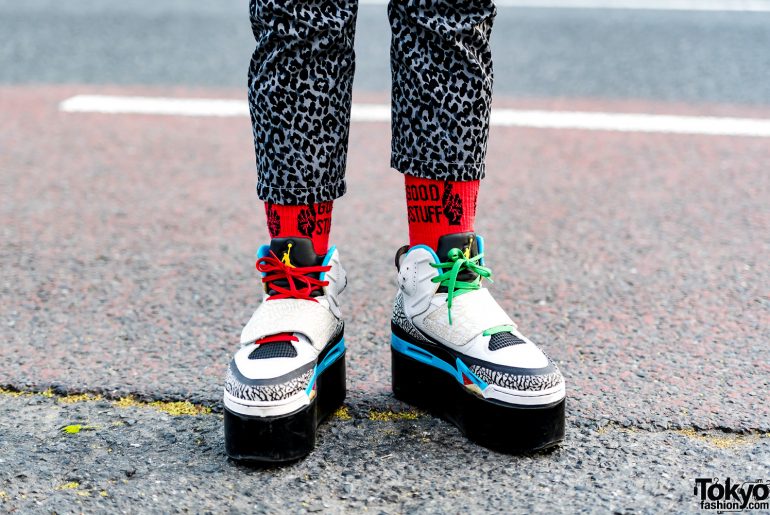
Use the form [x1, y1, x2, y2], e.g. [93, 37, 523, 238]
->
[390, 232, 566, 452]
[224, 237, 347, 462]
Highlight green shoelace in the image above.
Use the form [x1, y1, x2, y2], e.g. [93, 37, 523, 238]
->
[430, 248, 514, 336]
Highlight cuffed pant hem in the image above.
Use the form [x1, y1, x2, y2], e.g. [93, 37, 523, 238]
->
[391, 153, 486, 182]
[256, 180, 347, 205]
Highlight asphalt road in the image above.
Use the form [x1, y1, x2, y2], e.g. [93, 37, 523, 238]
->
[2, 391, 768, 513]
[1, 1, 769, 513]
[2, 0, 770, 104]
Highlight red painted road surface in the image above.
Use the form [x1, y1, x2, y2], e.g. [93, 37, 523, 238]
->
[1, 85, 768, 432]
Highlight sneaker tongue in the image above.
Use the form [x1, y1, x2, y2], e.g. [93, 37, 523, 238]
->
[265, 237, 326, 298]
[436, 232, 479, 262]
[268, 237, 324, 268]
[434, 232, 480, 286]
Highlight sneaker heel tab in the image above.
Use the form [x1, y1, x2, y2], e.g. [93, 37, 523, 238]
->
[405, 244, 440, 263]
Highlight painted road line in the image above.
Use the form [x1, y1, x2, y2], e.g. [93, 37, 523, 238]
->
[59, 95, 770, 138]
[59, 95, 247, 117]
[359, 0, 770, 11]
[488, 110, 770, 137]
[59, 95, 393, 121]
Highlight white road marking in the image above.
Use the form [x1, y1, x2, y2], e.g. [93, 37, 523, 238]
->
[488, 110, 770, 137]
[60, 95, 770, 138]
[60, 95, 247, 117]
[359, 0, 770, 12]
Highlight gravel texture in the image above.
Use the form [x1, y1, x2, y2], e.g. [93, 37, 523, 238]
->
[1, 392, 768, 513]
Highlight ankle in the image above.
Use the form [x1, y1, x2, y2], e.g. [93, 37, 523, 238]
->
[264, 201, 333, 255]
[404, 175, 479, 250]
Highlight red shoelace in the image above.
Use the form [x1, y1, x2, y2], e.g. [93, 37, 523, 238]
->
[256, 252, 331, 303]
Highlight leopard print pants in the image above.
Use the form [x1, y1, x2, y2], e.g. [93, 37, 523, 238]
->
[248, 0, 496, 204]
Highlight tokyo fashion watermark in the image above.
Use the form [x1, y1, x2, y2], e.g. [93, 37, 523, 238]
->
[694, 478, 769, 512]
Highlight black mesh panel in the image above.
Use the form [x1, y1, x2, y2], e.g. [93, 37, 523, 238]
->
[248, 341, 298, 359]
[488, 332, 525, 351]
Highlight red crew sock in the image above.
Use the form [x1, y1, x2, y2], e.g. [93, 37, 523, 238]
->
[264, 201, 333, 255]
[404, 175, 479, 250]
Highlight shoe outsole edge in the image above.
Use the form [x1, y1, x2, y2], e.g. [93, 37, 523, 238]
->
[391, 338, 565, 453]
[224, 352, 346, 463]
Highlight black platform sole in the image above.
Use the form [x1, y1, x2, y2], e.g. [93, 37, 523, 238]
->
[392, 344, 565, 453]
[224, 352, 346, 463]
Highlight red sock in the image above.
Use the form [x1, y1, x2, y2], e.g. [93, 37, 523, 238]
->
[264, 201, 333, 255]
[405, 175, 479, 250]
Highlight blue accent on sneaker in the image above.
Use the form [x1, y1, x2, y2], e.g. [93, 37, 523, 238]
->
[406, 244, 440, 264]
[305, 338, 346, 396]
[391, 333, 488, 390]
[256, 245, 270, 279]
[318, 245, 337, 282]
[475, 234, 485, 266]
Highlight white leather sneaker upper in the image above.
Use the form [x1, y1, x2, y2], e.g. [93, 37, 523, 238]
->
[392, 238, 565, 405]
[224, 243, 346, 416]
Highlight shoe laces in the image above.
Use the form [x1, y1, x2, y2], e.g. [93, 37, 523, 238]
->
[429, 248, 515, 337]
[256, 252, 331, 302]
[431, 247, 493, 325]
